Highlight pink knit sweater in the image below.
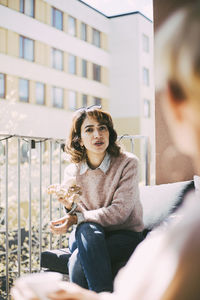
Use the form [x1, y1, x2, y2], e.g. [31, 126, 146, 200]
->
[64, 152, 144, 232]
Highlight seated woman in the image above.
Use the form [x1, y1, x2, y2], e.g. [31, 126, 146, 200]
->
[49, 106, 144, 293]
[11, 3, 200, 300]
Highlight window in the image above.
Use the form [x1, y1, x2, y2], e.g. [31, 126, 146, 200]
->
[0, 73, 5, 98]
[69, 55, 76, 74]
[144, 99, 151, 118]
[19, 79, 29, 102]
[142, 34, 149, 53]
[20, 0, 34, 17]
[82, 94, 87, 107]
[21, 142, 29, 163]
[36, 82, 45, 105]
[51, 48, 63, 70]
[19, 36, 34, 61]
[93, 97, 101, 106]
[81, 22, 87, 41]
[51, 7, 63, 30]
[93, 64, 101, 82]
[143, 67, 150, 86]
[52, 87, 63, 108]
[82, 59, 87, 78]
[92, 28, 100, 47]
[69, 91, 77, 111]
[68, 16, 76, 36]
[0, 142, 5, 157]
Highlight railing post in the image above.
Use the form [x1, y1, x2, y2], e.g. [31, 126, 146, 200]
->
[17, 138, 21, 277]
[5, 139, 9, 297]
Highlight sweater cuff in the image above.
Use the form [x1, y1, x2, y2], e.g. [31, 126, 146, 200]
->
[75, 212, 85, 225]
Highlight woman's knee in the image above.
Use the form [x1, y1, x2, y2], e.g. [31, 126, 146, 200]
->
[75, 222, 105, 243]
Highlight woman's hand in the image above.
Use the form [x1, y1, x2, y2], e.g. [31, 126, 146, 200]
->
[48, 282, 100, 300]
[11, 280, 100, 300]
[11, 279, 39, 300]
[58, 194, 80, 210]
[50, 215, 77, 235]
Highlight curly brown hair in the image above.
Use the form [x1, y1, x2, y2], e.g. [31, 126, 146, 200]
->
[65, 107, 121, 163]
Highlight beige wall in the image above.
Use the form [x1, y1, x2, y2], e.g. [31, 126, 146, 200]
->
[153, 0, 195, 184]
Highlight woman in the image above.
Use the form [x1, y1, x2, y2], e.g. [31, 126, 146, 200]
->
[12, 3, 200, 300]
[50, 106, 144, 293]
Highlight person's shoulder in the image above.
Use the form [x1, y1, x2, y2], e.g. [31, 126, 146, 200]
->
[119, 151, 139, 165]
[64, 162, 78, 177]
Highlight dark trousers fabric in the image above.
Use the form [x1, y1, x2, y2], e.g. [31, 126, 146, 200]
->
[68, 222, 143, 293]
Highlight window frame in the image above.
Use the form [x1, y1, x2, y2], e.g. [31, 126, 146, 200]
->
[82, 94, 87, 107]
[52, 86, 64, 109]
[82, 59, 87, 78]
[20, 0, 35, 18]
[142, 33, 149, 53]
[19, 35, 34, 62]
[19, 78, 29, 102]
[81, 22, 87, 41]
[92, 28, 101, 48]
[36, 82, 45, 105]
[68, 91, 77, 111]
[142, 67, 150, 86]
[93, 97, 101, 106]
[68, 16, 76, 37]
[69, 54, 76, 75]
[51, 7, 63, 31]
[93, 63, 101, 82]
[143, 99, 151, 118]
[0, 73, 5, 99]
[51, 48, 64, 71]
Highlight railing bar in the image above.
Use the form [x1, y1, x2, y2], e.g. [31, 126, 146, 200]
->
[28, 140, 32, 272]
[17, 138, 21, 277]
[59, 143, 62, 248]
[39, 141, 42, 270]
[5, 139, 9, 297]
[130, 138, 134, 153]
[144, 137, 149, 185]
[49, 141, 53, 249]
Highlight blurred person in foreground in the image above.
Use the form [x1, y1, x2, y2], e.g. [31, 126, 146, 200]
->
[11, 3, 200, 300]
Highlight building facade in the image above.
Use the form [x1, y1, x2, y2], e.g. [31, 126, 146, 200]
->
[0, 0, 154, 181]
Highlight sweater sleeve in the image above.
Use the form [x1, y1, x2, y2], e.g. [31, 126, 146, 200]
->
[81, 157, 140, 227]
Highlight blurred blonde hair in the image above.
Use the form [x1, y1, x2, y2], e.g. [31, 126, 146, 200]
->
[155, 3, 200, 109]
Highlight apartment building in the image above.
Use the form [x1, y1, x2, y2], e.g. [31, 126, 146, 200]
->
[0, 0, 154, 179]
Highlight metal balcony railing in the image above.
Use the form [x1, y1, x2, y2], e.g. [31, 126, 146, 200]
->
[0, 133, 150, 300]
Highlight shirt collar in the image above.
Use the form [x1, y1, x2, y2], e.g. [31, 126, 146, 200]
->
[79, 152, 111, 175]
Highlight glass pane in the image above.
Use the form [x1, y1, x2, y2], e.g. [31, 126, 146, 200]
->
[24, 0, 34, 17]
[143, 67, 149, 85]
[19, 36, 23, 58]
[144, 99, 151, 118]
[93, 64, 101, 81]
[20, 0, 24, 13]
[0, 73, 5, 98]
[52, 48, 63, 70]
[52, 7, 63, 30]
[24, 38, 34, 61]
[36, 82, 45, 105]
[82, 59, 87, 77]
[52, 87, 63, 108]
[93, 97, 101, 106]
[19, 79, 29, 102]
[92, 29, 100, 47]
[82, 94, 87, 107]
[69, 55, 76, 74]
[68, 16, 76, 36]
[81, 23, 87, 41]
[69, 91, 76, 110]
[142, 34, 149, 52]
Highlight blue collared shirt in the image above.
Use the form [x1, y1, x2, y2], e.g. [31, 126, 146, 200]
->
[79, 152, 111, 175]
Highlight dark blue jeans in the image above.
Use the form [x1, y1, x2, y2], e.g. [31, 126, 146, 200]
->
[68, 222, 143, 293]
